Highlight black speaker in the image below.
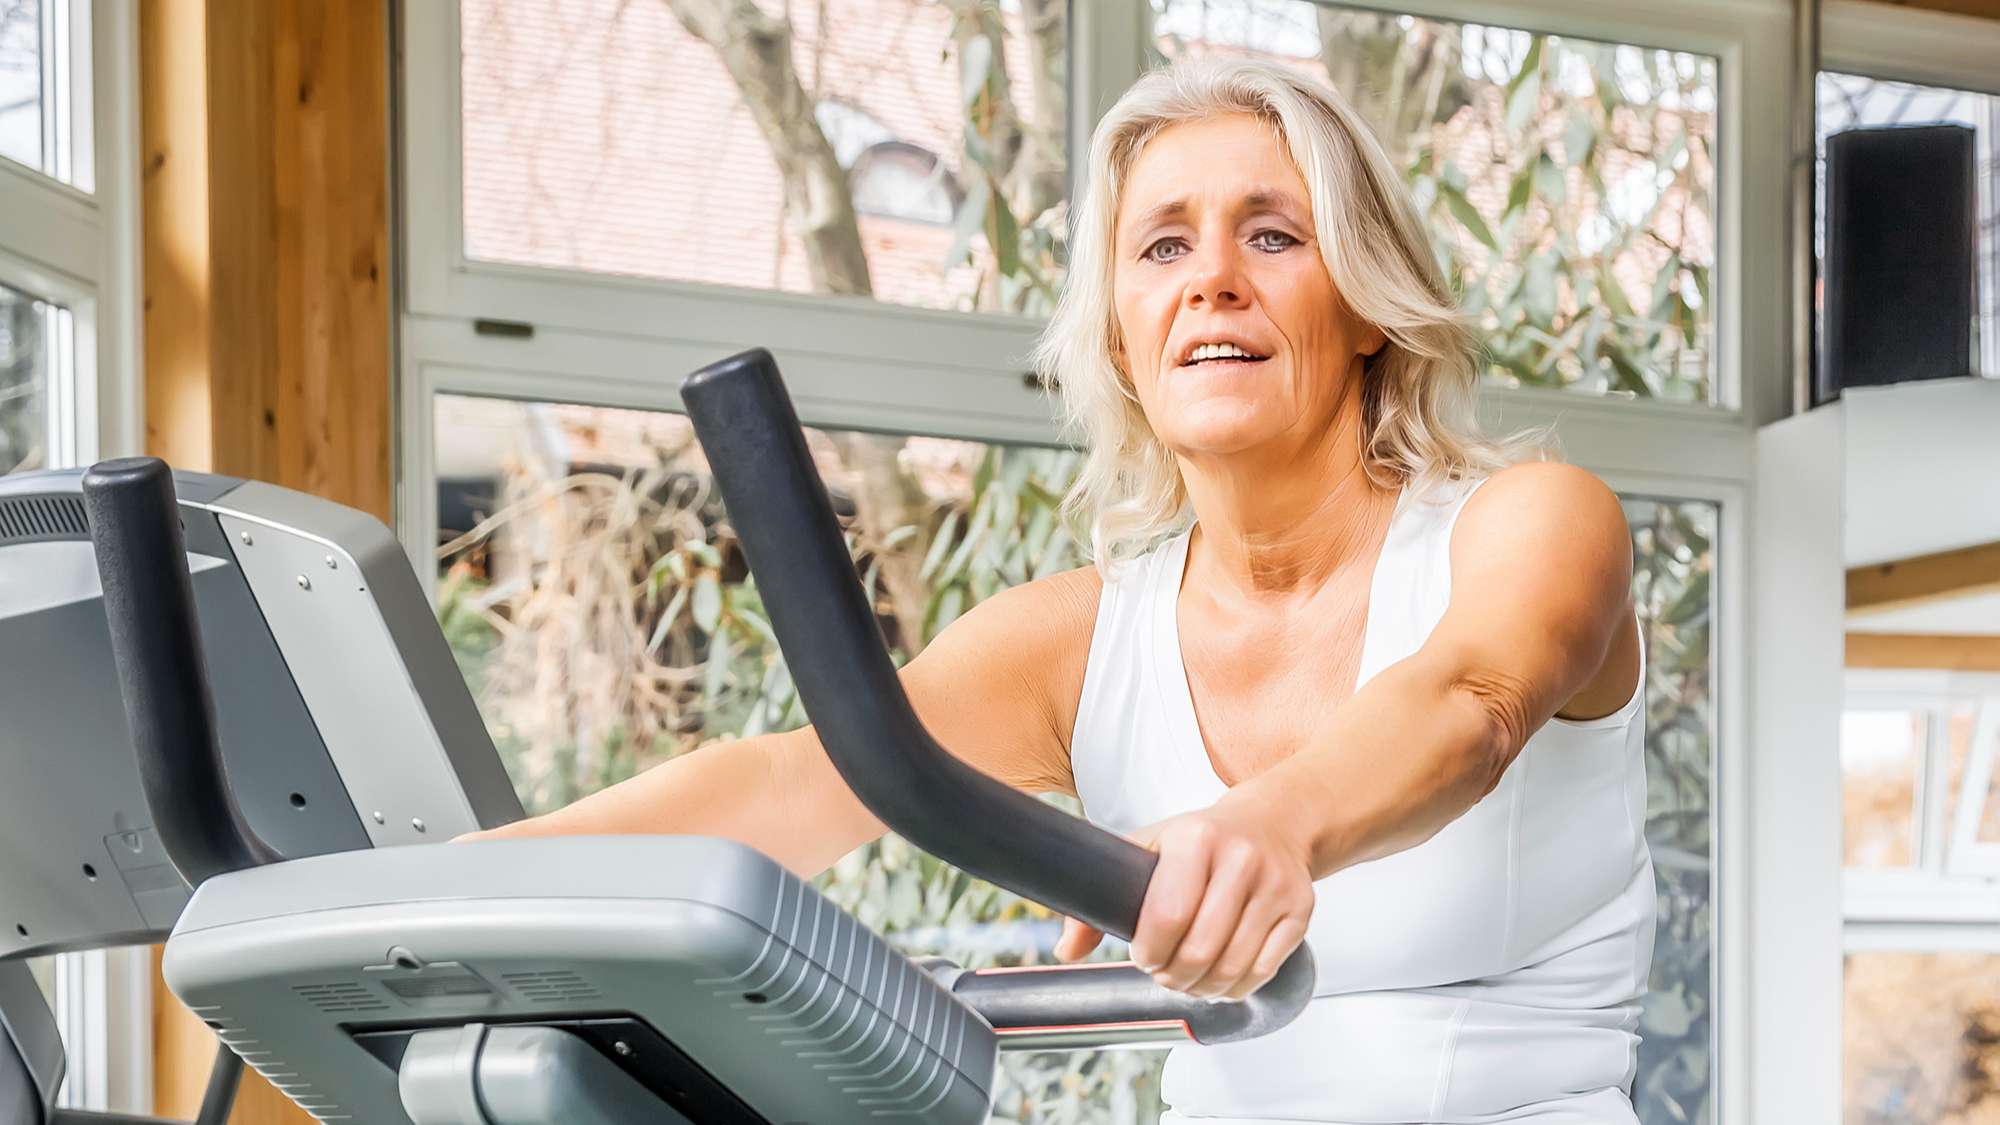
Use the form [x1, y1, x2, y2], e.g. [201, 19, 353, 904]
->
[1820, 123, 1977, 401]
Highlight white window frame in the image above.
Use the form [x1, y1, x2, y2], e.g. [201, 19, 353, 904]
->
[1841, 669, 2000, 952]
[397, 1, 1830, 1122]
[1, 0, 147, 1114]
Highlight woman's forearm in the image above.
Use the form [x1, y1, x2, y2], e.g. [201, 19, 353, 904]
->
[470, 726, 887, 878]
[1228, 655, 1516, 880]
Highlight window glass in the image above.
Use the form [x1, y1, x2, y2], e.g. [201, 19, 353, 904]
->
[436, 396, 1717, 1122]
[0, 0, 47, 172]
[458, 0, 1069, 316]
[1841, 709, 1925, 869]
[1152, 1, 1721, 404]
[1, 280, 58, 476]
[0, 0, 81, 185]
[1624, 494, 1717, 1125]
[1816, 73, 1999, 379]
[1845, 951, 2000, 1121]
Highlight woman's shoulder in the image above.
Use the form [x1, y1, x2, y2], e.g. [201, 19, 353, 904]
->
[1446, 461, 1631, 593]
[1456, 461, 1622, 532]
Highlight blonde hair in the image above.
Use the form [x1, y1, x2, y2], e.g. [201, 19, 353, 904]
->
[1033, 56, 1538, 565]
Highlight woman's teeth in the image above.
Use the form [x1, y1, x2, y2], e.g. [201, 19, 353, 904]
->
[1186, 343, 1264, 364]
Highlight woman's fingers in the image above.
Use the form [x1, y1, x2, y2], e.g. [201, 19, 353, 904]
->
[1156, 837, 1259, 993]
[1230, 915, 1310, 1001]
[1130, 820, 1213, 975]
[1054, 916, 1104, 963]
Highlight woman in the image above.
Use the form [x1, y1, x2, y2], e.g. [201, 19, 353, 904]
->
[477, 57, 1652, 1124]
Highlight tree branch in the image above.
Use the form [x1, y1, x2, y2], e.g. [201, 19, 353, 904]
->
[663, 0, 872, 296]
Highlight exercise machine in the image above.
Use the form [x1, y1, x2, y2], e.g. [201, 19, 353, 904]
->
[61, 350, 1314, 1123]
[0, 465, 526, 1124]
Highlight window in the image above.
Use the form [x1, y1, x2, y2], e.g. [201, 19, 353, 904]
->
[457, 0, 1067, 316]
[1815, 72, 1999, 380]
[0, 0, 89, 188]
[1842, 678, 2000, 895]
[1846, 951, 2000, 1121]
[405, 0, 1779, 1118]
[0, 280, 65, 474]
[1152, 1, 1721, 404]
[1841, 675, 2000, 1122]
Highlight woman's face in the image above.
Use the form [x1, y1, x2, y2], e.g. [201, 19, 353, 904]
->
[1111, 113, 1384, 461]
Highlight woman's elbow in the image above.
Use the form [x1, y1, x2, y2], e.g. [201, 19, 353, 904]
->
[1442, 668, 1533, 796]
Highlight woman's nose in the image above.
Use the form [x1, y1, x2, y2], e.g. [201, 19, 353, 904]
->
[1184, 242, 1249, 310]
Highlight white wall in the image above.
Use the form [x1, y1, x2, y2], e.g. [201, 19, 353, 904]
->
[1844, 378, 2000, 567]
[1752, 404, 1847, 1125]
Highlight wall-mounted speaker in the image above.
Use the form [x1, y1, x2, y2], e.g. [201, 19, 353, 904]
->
[1820, 123, 1977, 401]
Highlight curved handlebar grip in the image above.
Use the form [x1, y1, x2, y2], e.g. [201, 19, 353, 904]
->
[82, 457, 279, 887]
[953, 949, 1316, 1045]
[679, 349, 1315, 1028]
[681, 350, 1153, 936]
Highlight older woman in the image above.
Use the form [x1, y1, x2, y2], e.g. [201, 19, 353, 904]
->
[478, 57, 1651, 1125]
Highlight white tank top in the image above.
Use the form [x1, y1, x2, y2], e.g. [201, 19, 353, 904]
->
[1070, 476, 1655, 1125]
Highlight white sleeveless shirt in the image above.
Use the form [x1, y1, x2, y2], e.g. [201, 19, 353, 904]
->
[1070, 477, 1655, 1125]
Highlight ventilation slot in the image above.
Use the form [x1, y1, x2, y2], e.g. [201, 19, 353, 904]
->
[502, 970, 601, 1004]
[292, 981, 390, 1014]
[0, 495, 88, 544]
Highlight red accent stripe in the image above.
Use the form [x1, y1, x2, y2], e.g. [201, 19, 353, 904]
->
[994, 1019, 1193, 1037]
[969, 961, 1138, 976]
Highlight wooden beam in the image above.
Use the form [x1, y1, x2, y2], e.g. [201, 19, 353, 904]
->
[1864, 0, 2000, 21]
[140, 0, 391, 1120]
[1847, 633, 2000, 671]
[1846, 541, 2000, 614]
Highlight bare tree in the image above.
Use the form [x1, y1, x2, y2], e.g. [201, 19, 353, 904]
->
[660, 0, 1075, 653]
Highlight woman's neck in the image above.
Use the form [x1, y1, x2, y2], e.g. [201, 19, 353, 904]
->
[1178, 408, 1399, 600]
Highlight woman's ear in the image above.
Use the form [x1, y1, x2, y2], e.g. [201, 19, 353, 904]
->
[1362, 325, 1389, 357]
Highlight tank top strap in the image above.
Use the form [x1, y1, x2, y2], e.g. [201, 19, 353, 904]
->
[1356, 475, 1492, 684]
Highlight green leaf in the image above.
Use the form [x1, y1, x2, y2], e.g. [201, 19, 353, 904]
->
[703, 626, 732, 700]
[989, 176, 1022, 278]
[958, 34, 993, 108]
[1524, 254, 1559, 325]
[1664, 570, 1710, 626]
[1532, 154, 1566, 206]
[649, 584, 690, 654]
[1505, 165, 1534, 218]
[1438, 184, 1498, 252]
[1504, 39, 1544, 138]
[921, 509, 961, 580]
[943, 175, 991, 271]
[1564, 111, 1597, 165]
[1648, 255, 1682, 319]
[1596, 265, 1634, 320]
[692, 574, 722, 634]
[1603, 347, 1656, 396]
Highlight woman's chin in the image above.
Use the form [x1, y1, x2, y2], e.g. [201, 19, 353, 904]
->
[1162, 413, 1292, 459]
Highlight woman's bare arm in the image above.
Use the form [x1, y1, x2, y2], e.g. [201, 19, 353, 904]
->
[1230, 460, 1637, 877]
[467, 566, 1100, 879]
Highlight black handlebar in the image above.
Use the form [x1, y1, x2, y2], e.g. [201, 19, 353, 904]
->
[82, 457, 279, 887]
[679, 349, 1315, 1040]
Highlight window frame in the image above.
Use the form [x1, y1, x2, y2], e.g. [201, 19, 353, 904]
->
[1, 0, 146, 1112]
[397, 1, 1807, 1121]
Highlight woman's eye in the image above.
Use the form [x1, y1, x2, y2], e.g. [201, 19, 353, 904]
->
[1250, 229, 1300, 252]
[1143, 238, 1189, 263]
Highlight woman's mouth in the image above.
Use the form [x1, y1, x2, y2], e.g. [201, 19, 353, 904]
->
[1178, 342, 1271, 370]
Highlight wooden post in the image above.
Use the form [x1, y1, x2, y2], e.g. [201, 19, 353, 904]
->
[139, 1, 391, 1120]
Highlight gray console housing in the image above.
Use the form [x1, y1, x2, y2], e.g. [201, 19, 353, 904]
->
[167, 837, 997, 1124]
[0, 470, 522, 958]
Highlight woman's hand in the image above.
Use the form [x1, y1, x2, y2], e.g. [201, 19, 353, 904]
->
[1054, 794, 1316, 1000]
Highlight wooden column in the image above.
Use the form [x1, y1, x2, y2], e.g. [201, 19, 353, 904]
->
[139, 1, 391, 1121]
